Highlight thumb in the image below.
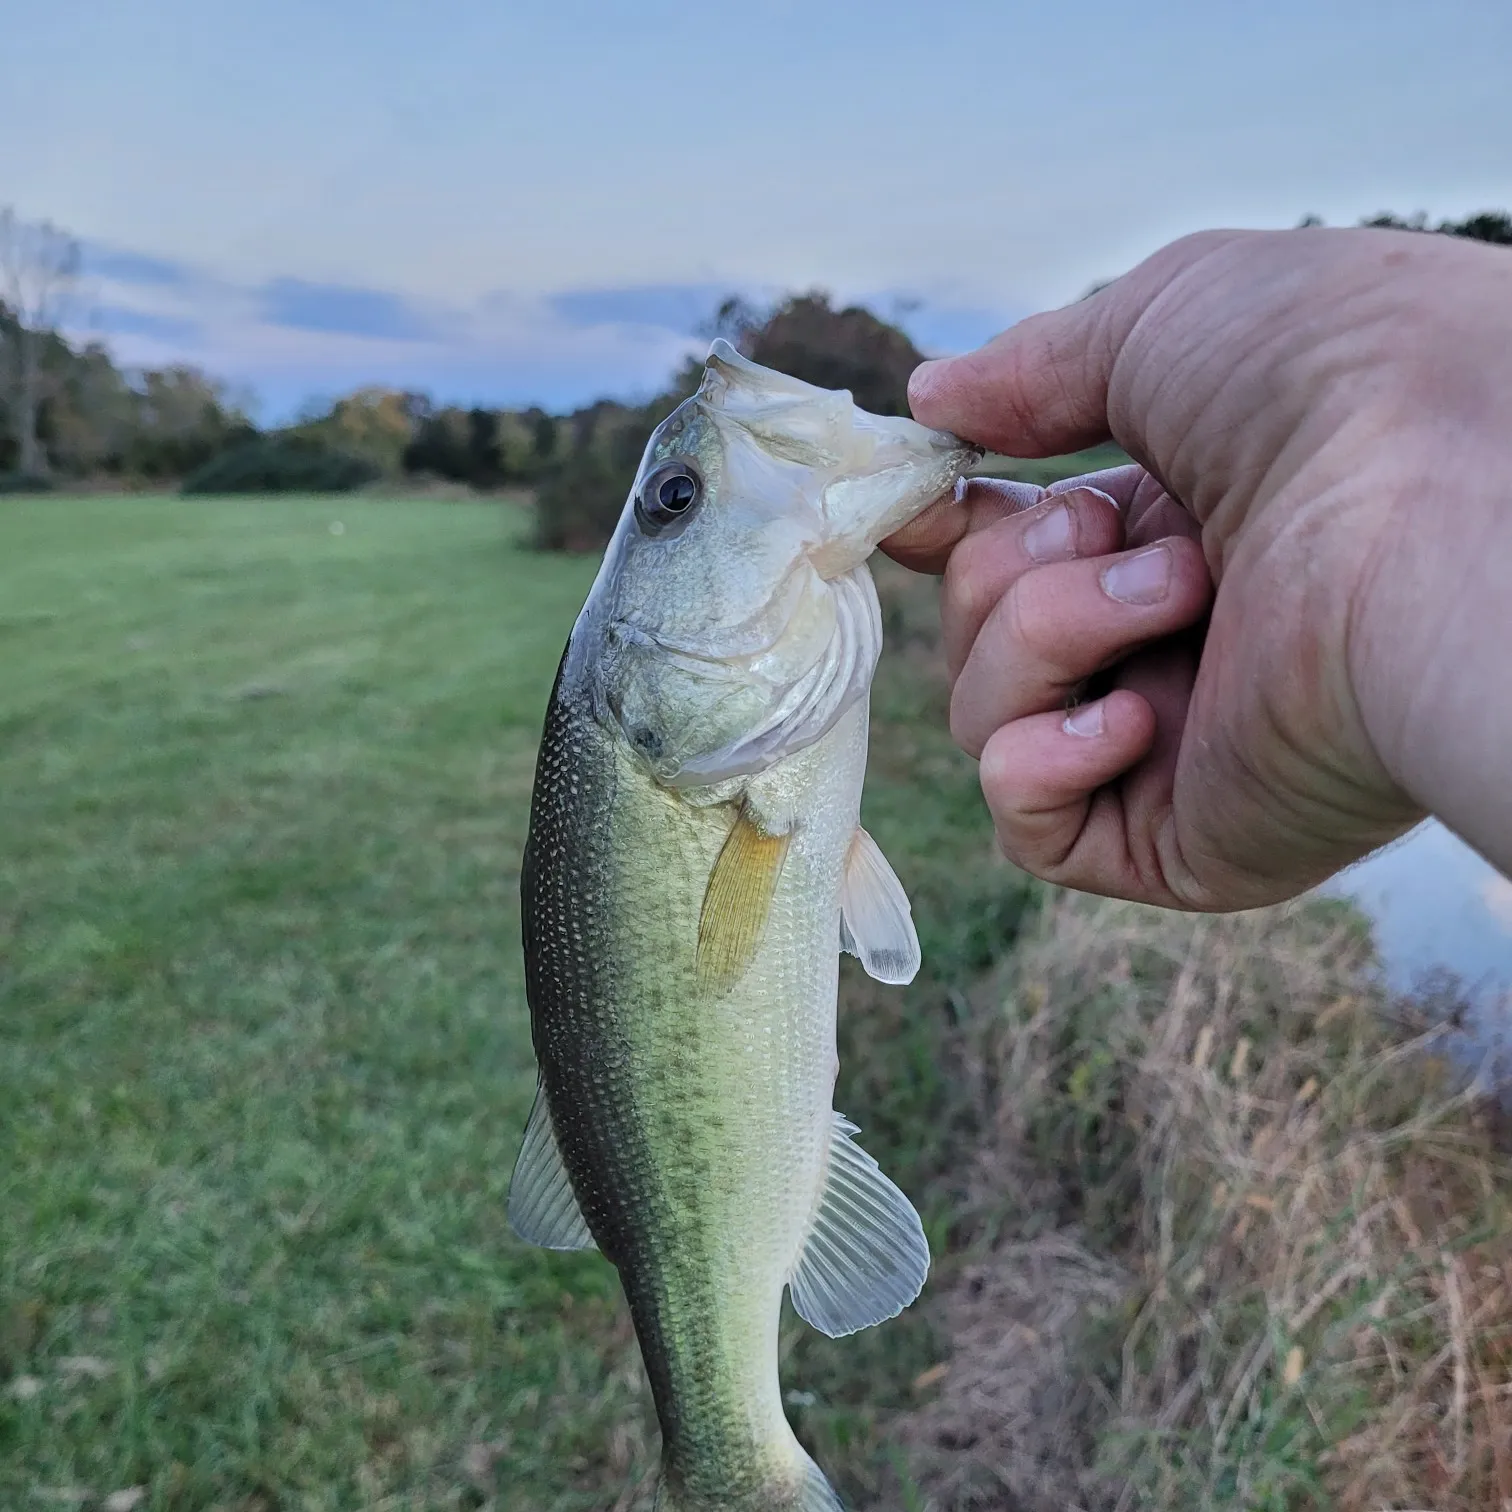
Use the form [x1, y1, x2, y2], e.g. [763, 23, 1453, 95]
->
[907, 230, 1249, 457]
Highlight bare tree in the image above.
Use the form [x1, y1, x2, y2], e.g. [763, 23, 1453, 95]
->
[0, 208, 81, 476]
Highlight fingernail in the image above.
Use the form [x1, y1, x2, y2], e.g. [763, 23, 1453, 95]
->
[1064, 700, 1105, 737]
[1023, 502, 1076, 563]
[1072, 485, 1120, 512]
[1101, 544, 1171, 605]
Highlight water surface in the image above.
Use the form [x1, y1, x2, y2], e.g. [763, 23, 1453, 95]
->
[1326, 821, 1512, 1021]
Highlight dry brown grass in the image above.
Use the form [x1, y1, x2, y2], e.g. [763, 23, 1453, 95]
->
[896, 893, 1512, 1512]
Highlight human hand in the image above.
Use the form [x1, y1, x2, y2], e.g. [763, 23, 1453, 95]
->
[885, 228, 1512, 909]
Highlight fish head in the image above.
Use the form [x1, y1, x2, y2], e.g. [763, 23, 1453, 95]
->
[582, 338, 980, 787]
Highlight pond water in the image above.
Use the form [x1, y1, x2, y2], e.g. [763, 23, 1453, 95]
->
[1324, 820, 1512, 1018]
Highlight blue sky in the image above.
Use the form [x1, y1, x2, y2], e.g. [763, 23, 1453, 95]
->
[2, 0, 1508, 419]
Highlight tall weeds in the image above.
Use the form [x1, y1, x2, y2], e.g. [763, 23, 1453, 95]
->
[899, 895, 1512, 1511]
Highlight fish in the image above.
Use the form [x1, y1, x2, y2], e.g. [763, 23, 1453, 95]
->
[508, 339, 980, 1511]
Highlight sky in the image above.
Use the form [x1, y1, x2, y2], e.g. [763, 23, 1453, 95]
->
[2, 0, 1509, 419]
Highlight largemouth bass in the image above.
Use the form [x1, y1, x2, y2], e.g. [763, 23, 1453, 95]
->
[509, 341, 979, 1511]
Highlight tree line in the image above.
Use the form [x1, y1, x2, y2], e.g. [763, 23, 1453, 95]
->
[2, 205, 1507, 545]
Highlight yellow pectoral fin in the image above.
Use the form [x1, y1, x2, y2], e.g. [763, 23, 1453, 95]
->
[697, 804, 791, 992]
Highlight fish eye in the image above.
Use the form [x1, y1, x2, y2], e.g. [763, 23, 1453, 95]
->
[636, 459, 703, 534]
[658, 472, 697, 513]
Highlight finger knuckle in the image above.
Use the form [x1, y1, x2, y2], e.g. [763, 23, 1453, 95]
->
[944, 533, 1009, 634]
[1001, 574, 1070, 670]
[947, 692, 984, 759]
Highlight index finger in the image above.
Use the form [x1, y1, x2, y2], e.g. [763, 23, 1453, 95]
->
[881, 465, 1148, 575]
[880, 477, 1044, 574]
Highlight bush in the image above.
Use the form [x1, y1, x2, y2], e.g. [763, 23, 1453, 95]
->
[181, 435, 379, 495]
[531, 375, 700, 553]
[0, 471, 54, 495]
[119, 367, 257, 482]
[533, 447, 632, 552]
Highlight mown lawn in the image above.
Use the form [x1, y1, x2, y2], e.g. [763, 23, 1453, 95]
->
[0, 496, 1027, 1511]
[0, 496, 633, 1509]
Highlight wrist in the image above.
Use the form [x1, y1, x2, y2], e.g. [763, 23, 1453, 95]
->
[1348, 426, 1512, 872]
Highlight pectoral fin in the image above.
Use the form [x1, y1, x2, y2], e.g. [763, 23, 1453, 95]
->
[507, 1083, 595, 1251]
[697, 804, 791, 992]
[839, 827, 921, 985]
[788, 1112, 930, 1338]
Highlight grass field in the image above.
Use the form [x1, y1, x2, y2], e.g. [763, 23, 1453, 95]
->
[0, 495, 1028, 1511]
[9, 493, 1508, 1512]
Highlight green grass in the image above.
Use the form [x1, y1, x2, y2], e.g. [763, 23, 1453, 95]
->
[0, 497, 1028, 1511]
[976, 442, 1131, 489]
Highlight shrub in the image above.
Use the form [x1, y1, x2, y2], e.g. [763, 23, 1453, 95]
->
[181, 435, 379, 495]
[531, 376, 700, 553]
[0, 470, 54, 495]
[533, 447, 633, 552]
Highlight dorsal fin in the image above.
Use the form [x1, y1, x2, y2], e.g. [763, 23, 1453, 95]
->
[788, 1113, 929, 1338]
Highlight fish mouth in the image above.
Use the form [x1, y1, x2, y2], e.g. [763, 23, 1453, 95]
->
[812, 434, 982, 578]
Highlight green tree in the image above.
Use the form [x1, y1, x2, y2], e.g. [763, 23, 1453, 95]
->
[742, 292, 924, 416]
[1354, 209, 1512, 244]
[295, 387, 423, 477]
[1439, 211, 1512, 244]
[0, 208, 81, 479]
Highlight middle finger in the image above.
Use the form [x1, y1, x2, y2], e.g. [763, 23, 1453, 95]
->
[950, 535, 1213, 758]
[941, 484, 1125, 679]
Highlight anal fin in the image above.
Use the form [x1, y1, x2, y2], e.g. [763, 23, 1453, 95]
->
[788, 1112, 929, 1338]
[839, 827, 920, 985]
[507, 1083, 595, 1251]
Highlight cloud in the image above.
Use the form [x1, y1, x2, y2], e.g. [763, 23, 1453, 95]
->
[1482, 874, 1512, 931]
[121, 295, 703, 423]
[258, 278, 444, 343]
[548, 282, 732, 336]
[547, 281, 1021, 359]
[82, 241, 196, 288]
[64, 239, 1020, 423]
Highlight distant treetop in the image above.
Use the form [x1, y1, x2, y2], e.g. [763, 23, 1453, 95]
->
[1313, 209, 1512, 245]
[739, 292, 925, 417]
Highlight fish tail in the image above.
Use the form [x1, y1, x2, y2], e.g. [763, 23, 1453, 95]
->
[652, 1448, 844, 1511]
[797, 1461, 845, 1511]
